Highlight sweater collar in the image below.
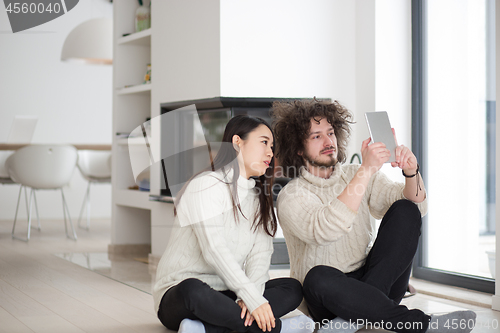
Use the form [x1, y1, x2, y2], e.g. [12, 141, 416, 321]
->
[238, 174, 256, 189]
[218, 168, 256, 189]
[300, 165, 343, 188]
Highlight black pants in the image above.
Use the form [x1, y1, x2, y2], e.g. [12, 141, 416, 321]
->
[158, 277, 303, 333]
[303, 200, 431, 333]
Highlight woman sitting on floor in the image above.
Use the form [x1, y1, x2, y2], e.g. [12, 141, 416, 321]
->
[153, 115, 313, 333]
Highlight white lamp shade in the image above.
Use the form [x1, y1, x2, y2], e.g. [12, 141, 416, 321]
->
[61, 17, 113, 65]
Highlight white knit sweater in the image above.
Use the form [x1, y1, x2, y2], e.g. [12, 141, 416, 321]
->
[277, 164, 428, 287]
[153, 169, 273, 314]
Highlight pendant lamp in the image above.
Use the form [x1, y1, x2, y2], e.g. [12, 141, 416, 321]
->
[61, 17, 113, 65]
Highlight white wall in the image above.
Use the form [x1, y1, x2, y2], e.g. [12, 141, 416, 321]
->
[220, 0, 356, 104]
[219, 0, 388, 161]
[0, 1, 112, 221]
[153, 0, 221, 105]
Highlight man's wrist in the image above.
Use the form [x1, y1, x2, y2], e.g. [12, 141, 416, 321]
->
[402, 164, 419, 177]
[403, 168, 417, 175]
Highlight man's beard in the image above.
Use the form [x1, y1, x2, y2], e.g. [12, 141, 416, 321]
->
[304, 149, 338, 168]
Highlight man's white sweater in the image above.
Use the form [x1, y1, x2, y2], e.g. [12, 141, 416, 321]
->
[153, 169, 273, 314]
[277, 164, 428, 288]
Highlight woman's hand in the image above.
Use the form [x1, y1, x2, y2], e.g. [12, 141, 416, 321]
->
[251, 302, 275, 332]
[237, 300, 254, 327]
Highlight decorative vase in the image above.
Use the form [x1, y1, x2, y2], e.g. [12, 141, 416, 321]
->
[135, 5, 150, 32]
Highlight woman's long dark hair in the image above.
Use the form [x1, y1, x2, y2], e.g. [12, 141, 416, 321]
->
[174, 115, 277, 237]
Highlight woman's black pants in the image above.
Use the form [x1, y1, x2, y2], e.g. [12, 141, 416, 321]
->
[303, 200, 431, 333]
[158, 277, 303, 333]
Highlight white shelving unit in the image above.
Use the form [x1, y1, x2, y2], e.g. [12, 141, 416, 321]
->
[111, 0, 153, 254]
[110, 1, 225, 264]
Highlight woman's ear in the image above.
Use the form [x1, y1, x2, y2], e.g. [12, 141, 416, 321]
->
[232, 135, 241, 152]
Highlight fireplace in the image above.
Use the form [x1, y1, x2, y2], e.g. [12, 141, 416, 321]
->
[157, 97, 322, 200]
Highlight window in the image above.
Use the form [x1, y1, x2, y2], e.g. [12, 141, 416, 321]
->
[412, 0, 495, 293]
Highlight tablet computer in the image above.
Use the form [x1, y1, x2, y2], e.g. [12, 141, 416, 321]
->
[364, 111, 397, 163]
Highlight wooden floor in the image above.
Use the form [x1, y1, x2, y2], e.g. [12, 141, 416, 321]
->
[0, 218, 172, 333]
[1, 218, 499, 333]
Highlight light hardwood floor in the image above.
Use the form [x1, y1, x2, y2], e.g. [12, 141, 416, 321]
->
[0, 218, 499, 333]
[0, 218, 171, 333]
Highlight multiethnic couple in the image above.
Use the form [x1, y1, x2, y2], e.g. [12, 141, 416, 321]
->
[153, 99, 476, 333]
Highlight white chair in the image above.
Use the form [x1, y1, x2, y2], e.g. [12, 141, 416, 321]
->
[76, 150, 111, 230]
[0, 151, 15, 184]
[1, 150, 40, 225]
[6, 144, 78, 241]
[1, 116, 40, 226]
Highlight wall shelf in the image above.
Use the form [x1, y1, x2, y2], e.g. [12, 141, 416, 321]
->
[117, 137, 151, 146]
[117, 84, 152, 95]
[117, 28, 152, 46]
[115, 189, 153, 210]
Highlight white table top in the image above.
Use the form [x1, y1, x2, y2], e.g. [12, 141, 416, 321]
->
[0, 144, 111, 151]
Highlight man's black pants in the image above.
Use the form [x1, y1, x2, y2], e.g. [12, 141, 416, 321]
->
[303, 199, 431, 333]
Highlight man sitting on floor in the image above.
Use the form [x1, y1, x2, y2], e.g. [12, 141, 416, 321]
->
[272, 99, 476, 333]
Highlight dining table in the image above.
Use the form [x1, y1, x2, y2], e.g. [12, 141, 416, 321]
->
[0, 144, 112, 151]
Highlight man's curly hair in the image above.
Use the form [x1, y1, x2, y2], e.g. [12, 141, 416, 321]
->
[272, 99, 354, 178]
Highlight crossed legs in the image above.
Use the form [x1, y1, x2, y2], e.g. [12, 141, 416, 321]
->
[303, 200, 430, 333]
[158, 277, 303, 333]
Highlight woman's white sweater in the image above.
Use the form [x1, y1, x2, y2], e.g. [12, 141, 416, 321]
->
[153, 169, 273, 314]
